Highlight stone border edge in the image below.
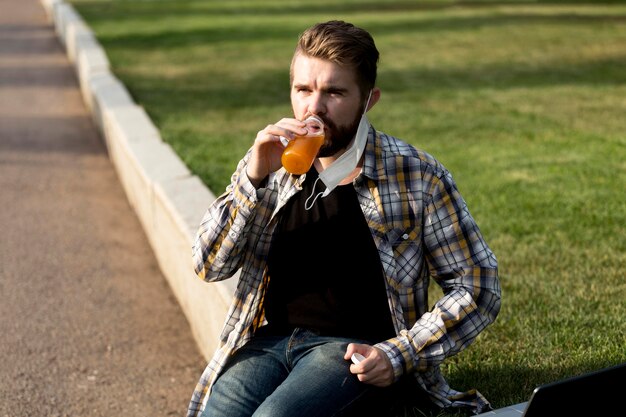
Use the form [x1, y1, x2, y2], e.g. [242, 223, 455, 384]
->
[40, 0, 236, 361]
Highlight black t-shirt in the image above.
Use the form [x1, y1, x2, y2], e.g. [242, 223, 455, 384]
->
[264, 168, 395, 343]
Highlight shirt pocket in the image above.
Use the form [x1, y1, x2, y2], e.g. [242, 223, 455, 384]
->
[387, 226, 424, 287]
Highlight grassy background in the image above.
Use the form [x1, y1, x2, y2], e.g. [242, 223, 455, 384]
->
[69, 0, 626, 415]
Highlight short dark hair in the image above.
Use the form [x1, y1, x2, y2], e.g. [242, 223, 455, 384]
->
[291, 20, 379, 98]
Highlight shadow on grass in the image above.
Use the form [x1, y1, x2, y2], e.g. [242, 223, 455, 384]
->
[445, 358, 625, 410]
[379, 55, 626, 93]
[115, 47, 625, 121]
[364, 357, 626, 416]
[72, 0, 626, 21]
[117, 67, 291, 118]
[96, 15, 626, 50]
[74, 1, 626, 50]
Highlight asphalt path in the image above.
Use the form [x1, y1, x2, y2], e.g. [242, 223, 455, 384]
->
[0, 1, 205, 415]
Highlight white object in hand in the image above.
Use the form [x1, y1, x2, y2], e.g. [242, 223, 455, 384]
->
[351, 353, 366, 365]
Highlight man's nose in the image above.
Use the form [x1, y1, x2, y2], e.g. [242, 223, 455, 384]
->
[307, 92, 326, 116]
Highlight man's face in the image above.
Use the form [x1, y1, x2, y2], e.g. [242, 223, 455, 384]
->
[290, 54, 365, 157]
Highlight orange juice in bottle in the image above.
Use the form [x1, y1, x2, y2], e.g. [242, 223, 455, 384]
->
[281, 116, 325, 175]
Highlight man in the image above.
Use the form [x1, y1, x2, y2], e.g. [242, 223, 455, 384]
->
[188, 20, 501, 417]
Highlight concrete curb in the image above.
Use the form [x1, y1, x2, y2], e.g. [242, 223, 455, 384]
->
[40, 0, 235, 360]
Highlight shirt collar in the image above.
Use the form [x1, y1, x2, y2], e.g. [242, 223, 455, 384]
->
[361, 124, 387, 183]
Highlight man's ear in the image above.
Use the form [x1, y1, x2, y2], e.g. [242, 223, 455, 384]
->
[366, 87, 381, 112]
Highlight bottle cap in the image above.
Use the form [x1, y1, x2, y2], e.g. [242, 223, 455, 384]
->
[351, 353, 366, 364]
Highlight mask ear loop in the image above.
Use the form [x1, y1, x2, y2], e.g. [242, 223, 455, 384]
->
[357, 89, 373, 118]
[304, 177, 325, 210]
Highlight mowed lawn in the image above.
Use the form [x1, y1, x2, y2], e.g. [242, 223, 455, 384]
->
[69, 0, 626, 415]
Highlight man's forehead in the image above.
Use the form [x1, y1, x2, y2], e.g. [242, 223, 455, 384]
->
[291, 54, 358, 89]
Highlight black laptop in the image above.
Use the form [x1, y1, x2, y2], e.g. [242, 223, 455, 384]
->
[476, 361, 626, 416]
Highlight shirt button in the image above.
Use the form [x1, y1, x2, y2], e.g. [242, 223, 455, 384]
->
[402, 233, 409, 240]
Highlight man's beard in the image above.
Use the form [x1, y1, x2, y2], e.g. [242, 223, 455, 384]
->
[317, 111, 362, 158]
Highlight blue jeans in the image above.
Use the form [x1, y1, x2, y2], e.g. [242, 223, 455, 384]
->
[201, 328, 399, 417]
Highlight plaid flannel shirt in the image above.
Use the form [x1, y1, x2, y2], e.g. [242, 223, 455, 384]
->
[188, 126, 501, 416]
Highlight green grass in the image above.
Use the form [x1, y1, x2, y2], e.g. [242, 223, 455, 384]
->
[69, 0, 626, 415]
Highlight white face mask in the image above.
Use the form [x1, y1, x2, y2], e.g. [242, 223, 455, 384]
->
[305, 90, 373, 210]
